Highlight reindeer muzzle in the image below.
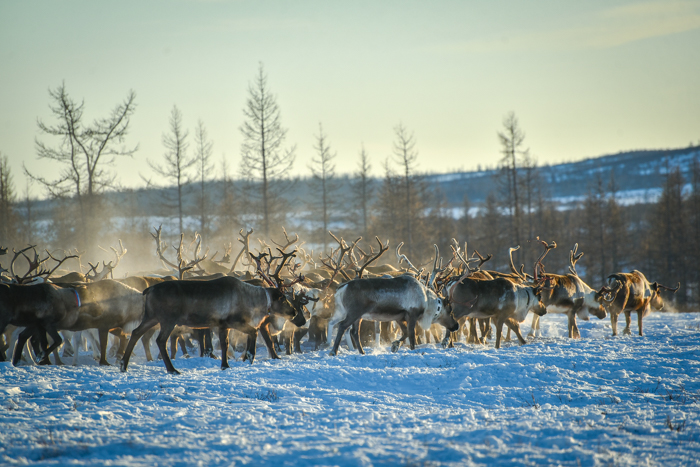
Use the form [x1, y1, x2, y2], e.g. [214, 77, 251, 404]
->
[291, 311, 306, 327]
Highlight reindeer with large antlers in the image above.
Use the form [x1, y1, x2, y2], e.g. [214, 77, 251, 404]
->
[328, 241, 459, 355]
[601, 271, 679, 337]
[530, 241, 608, 339]
[120, 242, 307, 374]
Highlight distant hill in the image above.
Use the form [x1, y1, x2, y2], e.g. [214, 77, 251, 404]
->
[429, 145, 700, 206]
[26, 145, 700, 222]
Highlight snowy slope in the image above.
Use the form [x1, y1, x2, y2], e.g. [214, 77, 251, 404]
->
[1, 313, 699, 466]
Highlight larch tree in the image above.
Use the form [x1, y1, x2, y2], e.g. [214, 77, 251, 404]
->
[392, 123, 419, 257]
[240, 63, 296, 236]
[353, 143, 373, 240]
[194, 120, 214, 237]
[308, 123, 337, 249]
[29, 83, 137, 251]
[0, 154, 17, 245]
[498, 112, 527, 260]
[148, 105, 195, 234]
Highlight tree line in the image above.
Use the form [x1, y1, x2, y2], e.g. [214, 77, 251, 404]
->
[1, 65, 698, 308]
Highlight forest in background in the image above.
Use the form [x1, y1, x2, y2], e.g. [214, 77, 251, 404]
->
[1, 66, 698, 308]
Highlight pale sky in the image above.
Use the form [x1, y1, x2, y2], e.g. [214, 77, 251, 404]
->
[1, 0, 699, 198]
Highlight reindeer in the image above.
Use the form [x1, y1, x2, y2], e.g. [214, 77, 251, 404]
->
[530, 242, 608, 339]
[448, 271, 546, 349]
[119, 248, 307, 374]
[328, 243, 458, 355]
[601, 271, 679, 336]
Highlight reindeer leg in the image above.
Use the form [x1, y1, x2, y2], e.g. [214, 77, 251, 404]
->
[329, 319, 353, 356]
[638, 308, 646, 337]
[72, 331, 82, 366]
[610, 312, 619, 337]
[120, 318, 158, 372]
[528, 314, 539, 338]
[98, 329, 111, 365]
[623, 311, 632, 335]
[256, 316, 280, 360]
[238, 324, 258, 364]
[155, 323, 179, 374]
[169, 335, 179, 359]
[479, 319, 490, 344]
[294, 328, 307, 353]
[506, 318, 527, 345]
[141, 328, 156, 361]
[219, 327, 230, 370]
[375, 321, 381, 348]
[350, 321, 364, 355]
[179, 336, 189, 358]
[407, 318, 417, 350]
[391, 321, 409, 352]
[12, 327, 36, 366]
[495, 319, 504, 349]
[504, 327, 512, 342]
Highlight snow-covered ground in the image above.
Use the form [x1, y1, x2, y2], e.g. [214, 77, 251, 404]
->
[1, 313, 699, 466]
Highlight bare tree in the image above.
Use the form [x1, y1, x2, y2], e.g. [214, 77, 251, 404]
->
[148, 105, 195, 234]
[217, 155, 238, 238]
[240, 63, 296, 236]
[308, 123, 337, 249]
[194, 120, 214, 237]
[0, 154, 17, 244]
[353, 143, 373, 239]
[28, 82, 137, 249]
[392, 123, 419, 256]
[498, 112, 527, 258]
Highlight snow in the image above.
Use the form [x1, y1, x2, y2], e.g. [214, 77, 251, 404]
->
[2, 313, 700, 466]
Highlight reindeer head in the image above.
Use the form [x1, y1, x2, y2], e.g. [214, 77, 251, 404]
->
[650, 281, 680, 311]
[430, 289, 459, 332]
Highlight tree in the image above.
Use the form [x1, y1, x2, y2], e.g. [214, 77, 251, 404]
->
[392, 123, 419, 256]
[240, 63, 296, 236]
[217, 155, 238, 239]
[194, 120, 214, 237]
[0, 154, 17, 245]
[29, 83, 137, 250]
[308, 123, 337, 249]
[353, 144, 373, 240]
[148, 105, 195, 234]
[497, 112, 527, 258]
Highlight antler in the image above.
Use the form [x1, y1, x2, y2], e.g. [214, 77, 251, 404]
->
[151, 225, 180, 270]
[427, 244, 454, 290]
[271, 227, 299, 253]
[656, 282, 681, 293]
[568, 243, 584, 276]
[472, 249, 492, 270]
[353, 237, 389, 279]
[319, 232, 356, 284]
[250, 251, 277, 287]
[396, 242, 423, 275]
[533, 238, 557, 282]
[230, 228, 254, 272]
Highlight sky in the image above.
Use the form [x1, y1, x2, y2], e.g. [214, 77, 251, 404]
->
[1, 0, 699, 198]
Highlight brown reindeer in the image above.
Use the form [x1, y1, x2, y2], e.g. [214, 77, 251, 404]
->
[602, 271, 679, 336]
[531, 242, 608, 339]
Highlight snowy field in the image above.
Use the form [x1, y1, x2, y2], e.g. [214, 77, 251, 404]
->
[1, 313, 700, 466]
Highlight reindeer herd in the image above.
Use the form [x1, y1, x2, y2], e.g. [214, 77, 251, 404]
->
[0, 227, 681, 375]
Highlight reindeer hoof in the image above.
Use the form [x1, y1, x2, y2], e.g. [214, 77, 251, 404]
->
[391, 341, 400, 353]
[623, 328, 631, 336]
[168, 369, 181, 375]
[441, 338, 450, 349]
[119, 361, 127, 372]
[245, 351, 255, 364]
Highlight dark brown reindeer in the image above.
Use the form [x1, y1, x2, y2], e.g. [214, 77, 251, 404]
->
[119, 248, 307, 374]
[447, 256, 547, 349]
[601, 271, 679, 336]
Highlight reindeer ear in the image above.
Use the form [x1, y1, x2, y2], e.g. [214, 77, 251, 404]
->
[651, 282, 659, 292]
